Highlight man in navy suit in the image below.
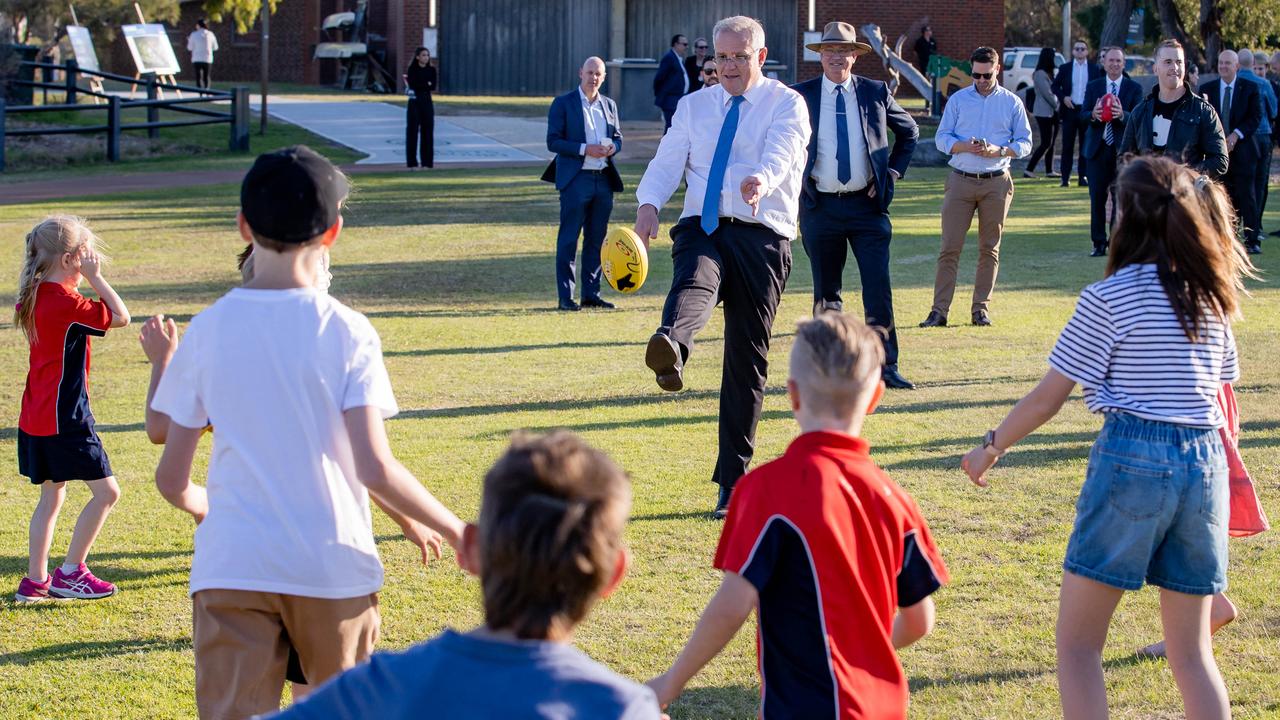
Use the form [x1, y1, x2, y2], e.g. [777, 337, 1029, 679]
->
[1052, 39, 1102, 187]
[542, 57, 624, 310]
[793, 22, 919, 389]
[1204, 50, 1265, 253]
[653, 34, 689, 131]
[1082, 47, 1143, 256]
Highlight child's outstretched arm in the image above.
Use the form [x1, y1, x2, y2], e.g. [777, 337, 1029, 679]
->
[892, 596, 936, 649]
[647, 572, 758, 708]
[962, 369, 1076, 486]
[344, 406, 467, 565]
[155, 422, 209, 522]
[78, 246, 130, 328]
[140, 315, 180, 444]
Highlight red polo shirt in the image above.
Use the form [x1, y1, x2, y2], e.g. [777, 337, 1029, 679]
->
[714, 431, 949, 720]
[19, 280, 113, 436]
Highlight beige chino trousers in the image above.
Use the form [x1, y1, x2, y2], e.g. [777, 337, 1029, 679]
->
[931, 170, 1015, 316]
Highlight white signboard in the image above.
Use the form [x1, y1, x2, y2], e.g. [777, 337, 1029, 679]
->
[122, 23, 181, 75]
[803, 31, 821, 62]
[66, 25, 100, 73]
[422, 27, 438, 56]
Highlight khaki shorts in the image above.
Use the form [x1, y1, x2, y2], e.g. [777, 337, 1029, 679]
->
[193, 589, 380, 720]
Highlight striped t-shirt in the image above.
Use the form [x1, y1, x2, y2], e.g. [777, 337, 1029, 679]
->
[1048, 264, 1238, 428]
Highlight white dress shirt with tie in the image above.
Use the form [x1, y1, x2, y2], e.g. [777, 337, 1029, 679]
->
[812, 75, 872, 193]
[577, 88, 613, 171]
[636, 78, 810, 238]
[1219, 80, 1244, 140]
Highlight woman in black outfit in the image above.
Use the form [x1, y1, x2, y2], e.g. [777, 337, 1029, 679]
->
[404, 46, 436, 169]
[1025, 47, 1060, 178]
[684, 37, 709, 93]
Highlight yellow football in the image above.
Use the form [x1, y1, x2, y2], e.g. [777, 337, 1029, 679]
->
[601, 226, 649, 294]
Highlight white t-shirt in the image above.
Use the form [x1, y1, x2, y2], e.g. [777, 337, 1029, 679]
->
[152, 287, 398, 598]
[187, 29, 219, 63]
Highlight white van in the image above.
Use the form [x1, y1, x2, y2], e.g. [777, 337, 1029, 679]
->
[1002, 47, 1065, 94]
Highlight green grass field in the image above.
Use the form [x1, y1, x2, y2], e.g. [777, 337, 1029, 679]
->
[0, 166, 1276, 719]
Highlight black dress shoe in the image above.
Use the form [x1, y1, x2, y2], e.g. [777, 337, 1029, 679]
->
[713, 483, 733, 520]
[882, 365, 916, 390]
[1269, 229, 1280, 237]
[645, 332, 684, 392]
[1246, 242, 1263, 255]
[581, 297, 616, 309]
[1059, 181, 1070, 188]
[557, 299, 580, 312]
[1078, 178, 1089, 187]
[918, 311, 947, 328]
[972, 309, 992, 326]
[1089, 245, 1107, 257]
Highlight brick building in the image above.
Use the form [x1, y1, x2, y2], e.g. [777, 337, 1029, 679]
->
[106, 0, 1002, 100]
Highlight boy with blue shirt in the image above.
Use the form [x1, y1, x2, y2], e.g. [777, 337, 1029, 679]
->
[271, 431, 662, 720]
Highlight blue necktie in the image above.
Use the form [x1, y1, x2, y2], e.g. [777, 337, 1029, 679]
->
[701, 95, 746, 236]
[836, 87, 852, 184]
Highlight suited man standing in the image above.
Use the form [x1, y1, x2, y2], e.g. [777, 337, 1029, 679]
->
[1204, 50, 1264, 253]
[792, 22, 918, 390]
[1238, 49, 1275, 246]
[654, 34, 689, 131]
[1052, 39, 1102, 187]
[1082, 47, 1143, 256]
[543, 57, 624, 311]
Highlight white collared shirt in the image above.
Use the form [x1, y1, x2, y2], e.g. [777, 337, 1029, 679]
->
[1072, 60, 1088, 104]
[578, 88, 611, 171]
[636, 77, 810, 238]
[1219, 80, 1244, 139]
[812, 75, 872, 192]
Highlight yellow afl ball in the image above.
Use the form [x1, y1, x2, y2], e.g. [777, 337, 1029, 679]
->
[601, 226, 649, 294]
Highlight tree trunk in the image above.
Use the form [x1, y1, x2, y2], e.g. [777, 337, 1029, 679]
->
[1155, 0, 1205, 68]
[1200, 0, 1221, 67]
[1100, 0, 1134, 49]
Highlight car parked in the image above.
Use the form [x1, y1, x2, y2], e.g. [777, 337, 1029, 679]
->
[1002, 46, 1066, 93]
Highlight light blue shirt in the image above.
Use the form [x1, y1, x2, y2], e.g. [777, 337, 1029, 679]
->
[1239, 69, 1276, 136]
[935, 84, 1033, 173]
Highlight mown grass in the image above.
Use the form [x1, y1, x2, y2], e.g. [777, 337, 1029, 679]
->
[0, 166, 1276, 719]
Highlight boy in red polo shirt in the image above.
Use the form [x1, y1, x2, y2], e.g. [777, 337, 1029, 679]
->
[647, 313, 949, 719]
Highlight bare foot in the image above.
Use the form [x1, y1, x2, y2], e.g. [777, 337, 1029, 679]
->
[1136, 593, 1238, 660]
[1136, 640, 1167, 659]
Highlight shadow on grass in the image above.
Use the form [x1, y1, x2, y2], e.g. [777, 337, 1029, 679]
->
[629, 510, 719, 523]
[385, 338, 647, 358]
[0, 422, 146, 442]
[908, 652, 1160, 692]
[0, 637, 190, 667]
[667, 684, 759, 719]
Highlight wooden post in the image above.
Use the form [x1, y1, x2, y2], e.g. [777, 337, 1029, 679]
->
[260, 0, 270, 135]
[107, 95, 121, 161]
[65, 59, 79, 105]
[0, 97, 7, 173]
[230, 86, 250, 151]
[144, 73, 159, 138]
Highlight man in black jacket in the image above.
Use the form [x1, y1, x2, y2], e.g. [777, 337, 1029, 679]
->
[1120, 40, 1228, 179]
[1052, 39, 1102, 187]
[1203, 49, 1264, 253]
[1082, 47, 1144, 256]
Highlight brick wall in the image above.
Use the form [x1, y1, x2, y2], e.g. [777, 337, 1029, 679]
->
[793, 1, 1004, 96]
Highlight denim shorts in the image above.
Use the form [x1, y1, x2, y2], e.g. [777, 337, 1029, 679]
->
[1064, 412, 1229, 595]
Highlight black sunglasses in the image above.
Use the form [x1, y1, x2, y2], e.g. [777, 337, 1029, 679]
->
[703, 68, 717, 75]
[971, 71, 994, 79]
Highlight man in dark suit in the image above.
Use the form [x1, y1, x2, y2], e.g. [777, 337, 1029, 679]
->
[793, 21, 918, 390]
[1052, 39, 1102, 187]
[543, 57, 624, 311]
[1082, 46, 1143, 256]
[1204, 49, 1265, 253]
[653, 34, 689, 131]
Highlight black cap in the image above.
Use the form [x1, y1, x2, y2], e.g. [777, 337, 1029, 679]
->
[240, 145, 349, 244]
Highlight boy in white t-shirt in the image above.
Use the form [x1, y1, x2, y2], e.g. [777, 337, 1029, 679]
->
[152, 145, 468, 718]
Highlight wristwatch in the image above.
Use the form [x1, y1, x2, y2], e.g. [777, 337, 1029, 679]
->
[982, 429, 1007, 458]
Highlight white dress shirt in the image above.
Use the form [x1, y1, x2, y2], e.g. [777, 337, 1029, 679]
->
[812, 75, 871, 192]
[1071, 60, 1088, 105]
[636, 78, 810, 238]
[578, 88, 611, 171]
[1219, 80, 1244, 139]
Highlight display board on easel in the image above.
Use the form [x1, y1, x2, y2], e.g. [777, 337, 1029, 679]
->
[122, 3, 182, 98]
[66, 6, 106, 103]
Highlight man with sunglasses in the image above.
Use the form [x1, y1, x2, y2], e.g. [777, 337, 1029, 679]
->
[701, 61, 719, 87]
[654, 34, 689, 131]
[922, 46, 1032, 329]
[1052, 39, 1102, 187]
[634, 15, 809, 519]
[792, 21, 919, 390]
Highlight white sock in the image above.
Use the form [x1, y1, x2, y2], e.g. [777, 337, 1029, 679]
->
[60, 562, 81, 575]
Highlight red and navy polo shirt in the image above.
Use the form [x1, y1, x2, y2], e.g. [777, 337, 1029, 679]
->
[19, 280, 113, 437]
[714, 431, 949, 720]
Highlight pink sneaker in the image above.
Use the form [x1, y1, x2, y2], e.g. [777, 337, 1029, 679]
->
[50, 564, 116, 600]
[15, 576, 52, 603]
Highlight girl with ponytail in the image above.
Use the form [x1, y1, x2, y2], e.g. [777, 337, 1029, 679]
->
[14, 216, 131, 603]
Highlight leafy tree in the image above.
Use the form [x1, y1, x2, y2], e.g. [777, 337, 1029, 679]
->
[201, 0, 276, 33]
[4, 0, 177, 48]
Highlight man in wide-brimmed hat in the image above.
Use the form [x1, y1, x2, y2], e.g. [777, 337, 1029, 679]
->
[793, 21, 920, 390]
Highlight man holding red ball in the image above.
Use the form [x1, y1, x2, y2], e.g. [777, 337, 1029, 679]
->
[1082, 47, 1143, 256]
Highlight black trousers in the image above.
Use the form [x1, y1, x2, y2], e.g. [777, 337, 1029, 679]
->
[660, 216, 791, 491]
[193, 62, 211, 89]
[555, 171, 611, 304]
[1059, 108, 1087, 184]
[1026, 115, 1058, 173]
[799, 191, 899, 366]
[406, 96, 434, 168]
[1226, 144, 1260, 242]
[1086, 147, 1118, 248]
[1254, 133, 1271, 235]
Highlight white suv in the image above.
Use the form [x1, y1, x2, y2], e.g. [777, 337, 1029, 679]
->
[1002, 47, 1065, 94]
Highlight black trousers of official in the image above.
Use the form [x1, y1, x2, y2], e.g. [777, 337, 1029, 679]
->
[799, 191, 899, 367]
[1086, 148, 1118, 249]
[406, 96, 435, 168]
[556, 171, 611, 304]
[659, 216, 791, 492]
[1060, 109, 1087, 184]
[193, 62, 211, 89]
[1225, 144, 1260, 242]
[1254, 133, 1271, 236]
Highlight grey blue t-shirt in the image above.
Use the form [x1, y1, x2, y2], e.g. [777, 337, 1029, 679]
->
[269, 629, 662, 720]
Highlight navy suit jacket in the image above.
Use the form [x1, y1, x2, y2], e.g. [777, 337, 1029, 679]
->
[1052, 61, 1103, 108]
[791, 75, 919, 213]
[1081, 75, 1144, 160]
[1202, 77, 1264, 157]
[653, 49, 686, 112]
[541, 89, 624, 193]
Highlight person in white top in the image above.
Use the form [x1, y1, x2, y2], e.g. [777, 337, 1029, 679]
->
[634, 15, 810, 518]
[187, 19, 218, 89]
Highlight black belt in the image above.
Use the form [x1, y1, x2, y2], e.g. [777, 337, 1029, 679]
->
[817, 186, 873, 198]
[953, 169, 1007, 179]
[720, 216, 765, 228]
[580, 168, 606, 174]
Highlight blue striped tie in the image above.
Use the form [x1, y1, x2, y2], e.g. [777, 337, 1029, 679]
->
[836, 87, 852, 184]
[701, 94, 746, 236]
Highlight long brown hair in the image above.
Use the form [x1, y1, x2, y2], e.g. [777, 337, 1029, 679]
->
[14, 216, 102, 343]
[1109, 156, 1257, 340]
